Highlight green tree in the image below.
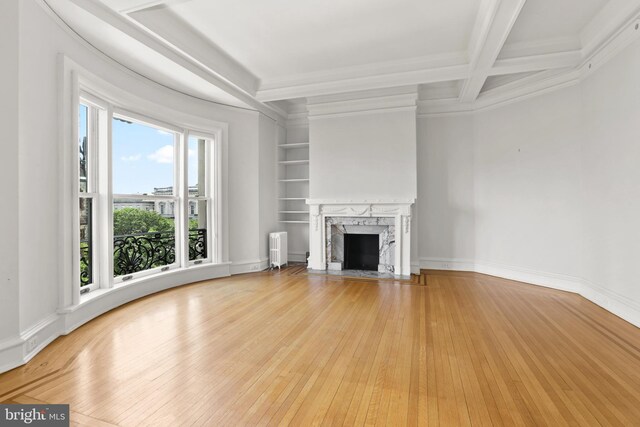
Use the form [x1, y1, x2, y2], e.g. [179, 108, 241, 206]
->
[113, 208, 174, 236]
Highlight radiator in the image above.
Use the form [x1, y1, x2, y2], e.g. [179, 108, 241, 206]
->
[269, 232, 288, 269]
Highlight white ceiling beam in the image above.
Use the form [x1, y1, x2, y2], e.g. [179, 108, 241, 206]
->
[129, 7, 259, 94]
[69, 0, 282, 120]
[117, 0, 194, 15]
[490, 50, 581, 76]
[459, 0, 527, 103]
[256, 64, 469, 102]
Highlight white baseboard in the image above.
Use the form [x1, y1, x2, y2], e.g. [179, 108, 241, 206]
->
[419, 257, 476, 272]
[581, 279, 640, 328]
[420, 257, 640, 328]
[229, 258, 269, 275]
[288, 252, 308, 263]
[0, 313, 62, 375]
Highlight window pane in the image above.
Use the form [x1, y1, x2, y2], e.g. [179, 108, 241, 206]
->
[79, 104, 88, 192]
[112, 117, 175, 195]
[188, 200, 208, 260]
[80, 198, 93, 286]
[113, 202, 176, 276]
[188, 136, 208, 197]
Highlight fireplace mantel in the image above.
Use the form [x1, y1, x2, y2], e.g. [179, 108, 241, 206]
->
[306, 199, 415, 276]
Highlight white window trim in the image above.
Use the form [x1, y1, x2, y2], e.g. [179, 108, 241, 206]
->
[78, 99, 100, 293]
[59, 55, 229, 311]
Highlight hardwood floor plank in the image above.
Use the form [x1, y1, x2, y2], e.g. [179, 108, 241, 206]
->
[1, 267, 640, 426]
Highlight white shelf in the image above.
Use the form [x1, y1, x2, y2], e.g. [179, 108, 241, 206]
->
[279, 179, 309, 183]
[279, 211, 309, 214]
[279, 160, 309, 166]
[279, 198, 306, 201]
[280, 220, 309, 224]
[278, 142, 309, 149]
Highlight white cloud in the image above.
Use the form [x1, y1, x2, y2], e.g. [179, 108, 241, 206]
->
[157, 129, 172, 136]
[121, 154, 141, 162]
[147, 145, 174, 164]
[188, 148, 196, 157]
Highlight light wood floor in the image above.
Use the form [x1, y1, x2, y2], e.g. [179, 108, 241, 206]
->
[2, 266, 640, 426]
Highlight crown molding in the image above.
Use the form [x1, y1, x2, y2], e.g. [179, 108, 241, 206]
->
[580, 17, 640, 75]
[580, 0, 640, 59]
[307, 89, 417, 118]
[490, 50, 582, 76]
[498, 37, 581, 59]
[256, 63, 468, 102]
[418, 68, 580, 117]
[259, 52, 467, 90]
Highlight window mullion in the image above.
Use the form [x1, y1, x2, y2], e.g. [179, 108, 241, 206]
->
[179, 131, 189, 268]
[99, 104, 113, 289]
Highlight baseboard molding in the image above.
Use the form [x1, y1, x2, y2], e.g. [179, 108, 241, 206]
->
[0, 313, 62, 375]
[581, 279, 640, 328]
[420, 257, 640, 328]
[419, 257, 476, 272]
[288, 252, 308, 263]
[229, 258, 269, 275]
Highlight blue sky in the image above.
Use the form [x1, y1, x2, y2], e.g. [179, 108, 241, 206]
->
[79, 107, 201, 194]
[112, 118, 176, 194]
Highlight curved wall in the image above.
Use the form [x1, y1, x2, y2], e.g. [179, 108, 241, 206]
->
[419, 37, 640, 327]
[0, 0, 280, 373]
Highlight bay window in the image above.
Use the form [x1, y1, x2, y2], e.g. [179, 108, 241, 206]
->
[74, 92, 220, 294]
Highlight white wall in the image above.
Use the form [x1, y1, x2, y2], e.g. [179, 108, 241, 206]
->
[474, 86, 584, 278]
[417, 114, 475, 264]
[419, 87, 584, 280]
[258, 114, 279, 260]
[418, 38, 640, 325]
[310, 110, 417, 200]
[0, 0, 21, 340]
[581, 37, 640, 308]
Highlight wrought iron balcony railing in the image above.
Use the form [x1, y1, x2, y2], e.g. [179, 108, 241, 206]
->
[80, 229, 207, 287]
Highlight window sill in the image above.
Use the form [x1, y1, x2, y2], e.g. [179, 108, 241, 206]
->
[60, 262, 232, 313]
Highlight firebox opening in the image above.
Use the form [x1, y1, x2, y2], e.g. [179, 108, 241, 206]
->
[344, 233, 379, 271]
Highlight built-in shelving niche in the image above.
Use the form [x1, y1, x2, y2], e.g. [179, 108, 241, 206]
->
[278, 141, 309, 225]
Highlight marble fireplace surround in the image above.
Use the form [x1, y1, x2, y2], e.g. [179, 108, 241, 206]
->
[327, 217, 395, 273]
[307, 199, 414, 277]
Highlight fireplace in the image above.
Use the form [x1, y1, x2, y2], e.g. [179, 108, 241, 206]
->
[344, 234, 379, 270]
[307, 199, 415, 277]
[325, 216, 395, 273]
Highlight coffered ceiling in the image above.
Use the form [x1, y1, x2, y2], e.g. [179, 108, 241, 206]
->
[47, 0, 640, 117]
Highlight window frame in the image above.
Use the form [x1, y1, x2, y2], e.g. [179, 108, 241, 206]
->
[110, 110, 184, 284]
[184, 131, 217, 266]
[69, 86, 224, 297]
[77, 99, 100, 293]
